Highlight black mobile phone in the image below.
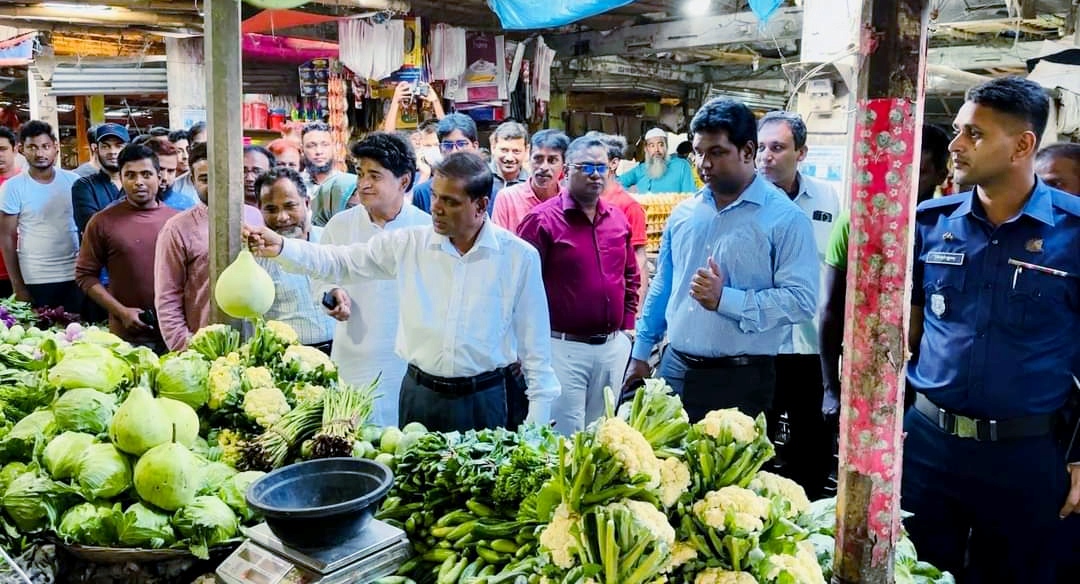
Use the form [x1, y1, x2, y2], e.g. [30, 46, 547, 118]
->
[139, 308, 157, 328]
[322, 291, 338, 310]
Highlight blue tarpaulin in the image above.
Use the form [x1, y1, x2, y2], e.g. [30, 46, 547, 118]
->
[487, 0, 635, 30]
[0, 33, 34, 66]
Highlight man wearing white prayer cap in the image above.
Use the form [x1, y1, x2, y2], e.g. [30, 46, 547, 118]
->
[619, 128, 697, 194]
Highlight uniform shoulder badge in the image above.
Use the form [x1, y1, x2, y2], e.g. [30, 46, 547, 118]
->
[1025, 238, 1044, 253]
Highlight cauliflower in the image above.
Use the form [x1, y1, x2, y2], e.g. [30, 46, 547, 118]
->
[699, 409, 758, 443]
[668, 541, 698, 571]
[243, 366, 275, 389]
[761, 542, 826, 584]
[596, 417, 661, 487]
[292, 383, 326, 404]
[539, 502, 579, 569]
[216, 429, 245, 468]
[695, 568, 758, 584]
[283, 345, 336, 374]
[659, 457, 691, 508]
[208, 357, 242, 410]
[242, 386, 291, 428]
[621, 499, 675, 547]
[694, 486, 772, 533]
[265, 320, 299, 345]
[749, 471, 811, 516]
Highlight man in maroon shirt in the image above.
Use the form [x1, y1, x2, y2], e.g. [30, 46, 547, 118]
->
[76, 144, 177, 351]
[517, 136, 640, 434]
[0, 127, 20, 298]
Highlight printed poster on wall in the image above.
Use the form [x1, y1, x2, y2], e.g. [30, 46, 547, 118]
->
[459, 31, 506, 103]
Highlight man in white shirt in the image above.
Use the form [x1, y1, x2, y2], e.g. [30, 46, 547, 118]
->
[245, 151, 559, 432]
[0, 120, 81, 310]
[320, 133, 432, 427]
[756, 110, 840, 500]
[254, 167, 335, 350]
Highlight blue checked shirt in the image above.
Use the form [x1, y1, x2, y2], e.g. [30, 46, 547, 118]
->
[257, 227, 335, 345]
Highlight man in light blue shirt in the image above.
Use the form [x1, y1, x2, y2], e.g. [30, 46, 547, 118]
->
[619, 128, 697, 194]
[624, 98, 819, 421]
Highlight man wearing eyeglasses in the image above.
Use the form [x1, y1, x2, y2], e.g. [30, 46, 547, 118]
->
[411, 113, 500, 216]
[518, 136, 640, 434]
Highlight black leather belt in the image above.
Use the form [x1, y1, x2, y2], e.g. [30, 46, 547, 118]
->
[551, 331, 619, 345]
[306, 340, 333, 355]
[407, 363, 518, 396]
[914, 392, 1056, 441]
[672, 349, 773, 369]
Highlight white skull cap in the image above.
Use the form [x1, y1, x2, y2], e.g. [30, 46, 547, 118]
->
[645, 128, 667, 141]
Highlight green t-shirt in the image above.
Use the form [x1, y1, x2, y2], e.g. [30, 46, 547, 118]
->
[825, 211, 850, 270]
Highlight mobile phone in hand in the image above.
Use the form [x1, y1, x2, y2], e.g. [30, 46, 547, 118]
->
[322, 291, 338, 310]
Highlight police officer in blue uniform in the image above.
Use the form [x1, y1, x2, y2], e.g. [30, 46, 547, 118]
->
[905, 76, 1080, 582]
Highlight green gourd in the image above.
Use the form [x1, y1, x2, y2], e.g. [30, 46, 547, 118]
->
[214, 249, 276, 320]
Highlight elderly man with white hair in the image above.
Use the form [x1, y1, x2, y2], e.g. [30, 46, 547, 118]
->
[619, 128, 697, 194]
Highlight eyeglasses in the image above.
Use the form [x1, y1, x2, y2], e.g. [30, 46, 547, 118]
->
[569, 163, 608, 175]
[440, 140, 472, 152]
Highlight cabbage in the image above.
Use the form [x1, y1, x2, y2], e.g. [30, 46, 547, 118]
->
[172, 496, 239, 559]
[43, 432, 97, 480]
[198, 461, 237, 496]
[57, 502, 121, 546]
[0, 462, 29, 493]
[2, 472, 80, 532]
[155, 352, 210, 409]
[218, 471, 265, 523]
[0, 410, 57, 462]
[116, 502, 176, 549]
[47, 343, 131, 392]
[191, 437, 211, 458]
[52, 388, 116, 434]
[76, 443, 132, 499]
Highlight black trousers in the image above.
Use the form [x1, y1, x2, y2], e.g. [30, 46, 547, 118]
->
[399, 368, 509, 433]
[768, 353, 834, 500]
[658, 349, 776, 422]
[26, 280, 83, 312]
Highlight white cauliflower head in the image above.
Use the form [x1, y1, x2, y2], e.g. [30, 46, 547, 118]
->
[242, 385, 291, 428]
[243, 366, 275, 389]
[284, 344, 336, 374]
[698, 409, 758, 443]
[659, 457, 691, 508]
[668, 541, 698, 571]
[539, 502, 579, 570]
[208, 357, 242, 410]
[265, 320, 300, 344]
[762, 541, 826, 584]
[693, 486, 772, 533]
[620, 499, 675, 547]
[695, 568, 758, 584]
[596, 417, 661, 487]
[748, 471, 811, 516]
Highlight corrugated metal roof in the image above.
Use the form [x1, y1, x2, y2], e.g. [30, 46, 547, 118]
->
[50, 63, 167, 96]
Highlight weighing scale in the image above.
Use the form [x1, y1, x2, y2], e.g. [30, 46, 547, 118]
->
[216, 519, 410, 584]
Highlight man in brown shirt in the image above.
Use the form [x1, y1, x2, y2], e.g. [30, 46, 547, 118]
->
[76, 144, 177, 351]
[154, 142, 211, 352]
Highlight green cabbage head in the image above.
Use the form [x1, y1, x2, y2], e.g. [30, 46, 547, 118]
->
[43, 431, 97, 480]
[218, 471, 265, 523]
[155, 352, 210, 409]
[76, 443, 132, 499]
[57, 502, 121, 546]
[47, 344, 131, 393]
[52, 388, 116, 434]
[172, 496, 239, 559]
[117, 502, 176, 549]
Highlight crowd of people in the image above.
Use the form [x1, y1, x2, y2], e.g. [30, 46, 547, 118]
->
[1, 74, 1080, 581]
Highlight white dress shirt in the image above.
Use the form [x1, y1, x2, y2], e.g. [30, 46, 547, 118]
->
[782, 172, 840, 355]
[276, 219, 560, 424]
[317, 203, 432, 427]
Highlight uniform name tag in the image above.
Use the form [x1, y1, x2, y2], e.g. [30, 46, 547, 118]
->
[926, 252, 965, 266]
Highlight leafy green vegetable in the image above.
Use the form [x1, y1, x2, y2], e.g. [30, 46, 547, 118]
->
[76, 443, 132, 500]
[57, 502, 121, 546]
[172, 496, 239, 559]
[188, 324, 241, 362]
[0, 371, 56, 421]
[47, 343, 131, 393]
[0, 410, 57, 463]
[198, 461, 237, 495]
[218, 471, 265, 523]
[52, 388, 116, 434]
[155, 352, 210, 409]
[116, 502, 176, 549]
[617, 379, 690, 455]
[43, 431, 96, 480]
[0, 462, 29, 493]
[1, 472, 81, 532]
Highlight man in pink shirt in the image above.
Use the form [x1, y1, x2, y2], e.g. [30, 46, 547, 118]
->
[154, 142, 211, 351]
[491, 130, 568, 232]
[517, 135, 640, 434]
[588, 131, 650, 310]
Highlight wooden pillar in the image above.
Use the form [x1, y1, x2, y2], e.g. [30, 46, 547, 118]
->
[205, 0, 244, 326]
[88, 95, 105, 125]
[165, 37, 206, 129]
[832, 1, 929, 583]
[74, 95, 89, 164]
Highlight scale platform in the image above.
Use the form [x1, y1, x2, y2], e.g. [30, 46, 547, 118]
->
[216, 519, 410, 584]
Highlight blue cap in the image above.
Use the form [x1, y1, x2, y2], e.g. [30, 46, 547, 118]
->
[95, 123, 130, 144]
